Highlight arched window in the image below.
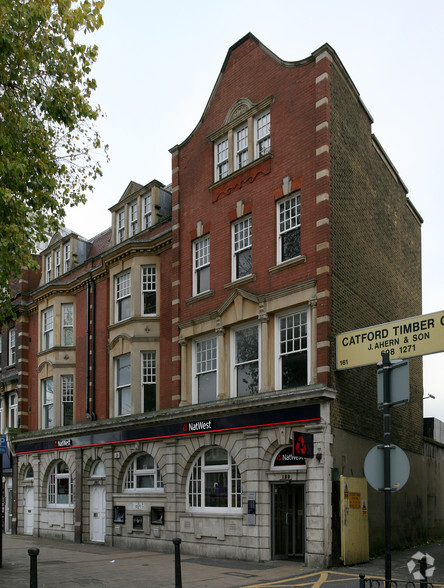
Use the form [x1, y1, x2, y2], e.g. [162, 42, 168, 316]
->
[91, 460, 106, 478]
[187, 447, 242, 513]
[47, 461, 73, 507]
[123, 453, 163, 492]
[24, 465, 34, 480]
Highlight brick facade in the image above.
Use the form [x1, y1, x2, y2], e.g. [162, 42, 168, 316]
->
[1, 34, 434, 564]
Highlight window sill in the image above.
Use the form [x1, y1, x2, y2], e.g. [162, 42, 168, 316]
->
[110, 315, 160, 329]
[209, 154, 272, 202]
[269, 255, 306, 274]
[185, 509, 243, 516]
[224, 274, 256, 290]
[121, 490, 165, 495]
[37, 346, 76, 357]
[186, 290, 215, 305]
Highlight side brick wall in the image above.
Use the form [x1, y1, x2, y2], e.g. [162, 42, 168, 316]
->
[329, 63, 423, 454]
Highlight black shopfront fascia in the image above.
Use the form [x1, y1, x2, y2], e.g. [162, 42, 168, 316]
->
[14, 404, 321, 455]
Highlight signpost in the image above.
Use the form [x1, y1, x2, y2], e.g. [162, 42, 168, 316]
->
[336, 310, 444, 370]
[0, 435, 5, 569]
[377, 359, 409, 409]
[336, 310, 444, 588]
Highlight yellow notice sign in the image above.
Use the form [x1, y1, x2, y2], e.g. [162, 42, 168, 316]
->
[336, 310, 444, 370]
[349, 492, 361, 509]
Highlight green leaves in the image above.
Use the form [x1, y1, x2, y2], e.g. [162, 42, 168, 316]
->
[0, 0, 107, 321]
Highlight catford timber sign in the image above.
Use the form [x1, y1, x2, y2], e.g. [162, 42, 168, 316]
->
[336, 310, 444, 370]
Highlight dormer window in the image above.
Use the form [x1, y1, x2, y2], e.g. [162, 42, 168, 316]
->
[45, 254, 52, 282]
[143, 193, 152, 229]
[64, 243, 71, 272]
[130, 201, 138, 236]
[211, 96, 272, 184]
[41, 234, 84, 284]
[117, 209, 125, 243]
[54, 249, 61, 278]
[110, 182, 171, 246]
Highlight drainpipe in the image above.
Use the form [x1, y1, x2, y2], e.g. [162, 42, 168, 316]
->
[90, 278, 97, 421]
[86, 280, 91, 419]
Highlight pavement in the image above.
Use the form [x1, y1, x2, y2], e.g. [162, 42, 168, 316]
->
[0, 533, 443, 587]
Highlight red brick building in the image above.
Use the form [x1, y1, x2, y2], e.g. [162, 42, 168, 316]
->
[3, 34, 441, 566]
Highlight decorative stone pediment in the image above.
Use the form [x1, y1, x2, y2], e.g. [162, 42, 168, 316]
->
[118, 181, 144, 203]
[223, 97, 255, 126]
[48, 228, 73, 248]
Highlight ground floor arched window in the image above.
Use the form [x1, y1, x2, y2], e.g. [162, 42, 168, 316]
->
[47, 460, 73, 507]
[187, 446, 242, 513]
[123, 453, 163, 492]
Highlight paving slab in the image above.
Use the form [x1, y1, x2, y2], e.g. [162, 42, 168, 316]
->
[0, 533, 443, 587]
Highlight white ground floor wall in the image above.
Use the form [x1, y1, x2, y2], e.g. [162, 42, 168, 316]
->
[14, 393, 335, 568]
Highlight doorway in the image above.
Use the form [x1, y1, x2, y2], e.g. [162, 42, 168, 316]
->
[272, 483, 305, 559]
[90, 485, 106, 543]
[6, 487, 13, 533]
[23, 486, 34, 535]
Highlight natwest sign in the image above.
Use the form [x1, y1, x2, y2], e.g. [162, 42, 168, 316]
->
[16, 404, 321, 455]
[183, 420, 212, 433]
[293, 431, 314, 458]
[54, 439, 73, 448]
[273, 446, 305, 467]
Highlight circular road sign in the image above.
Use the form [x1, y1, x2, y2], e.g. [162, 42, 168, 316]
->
[364, 444, 410, 492]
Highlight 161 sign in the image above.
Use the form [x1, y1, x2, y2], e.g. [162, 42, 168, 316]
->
[336, 310, 444, 370]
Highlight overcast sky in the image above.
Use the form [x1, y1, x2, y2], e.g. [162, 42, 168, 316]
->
[64, 0, 444, 421]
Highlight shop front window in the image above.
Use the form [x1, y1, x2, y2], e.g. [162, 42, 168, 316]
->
[187, 447, 242, 513]
[123, 453, 163, 492]
[47, 461, 73, 507]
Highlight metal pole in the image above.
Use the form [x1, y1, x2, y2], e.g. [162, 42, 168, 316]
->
[172, 538, 182, 588]
[28, 547, 39, 588]
[419, 554, 427, 588]
[381, 351, 391, 588]
[0, 454, 3, 568]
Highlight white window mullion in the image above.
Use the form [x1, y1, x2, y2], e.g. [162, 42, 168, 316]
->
[193, 236, 210, 295]
[232, 216, 252, 280]
[235, 124, 248, 170]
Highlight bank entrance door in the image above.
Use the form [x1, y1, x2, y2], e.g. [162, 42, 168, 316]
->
[23, 486, 34, 535]
[90, 485, 106, 543]
[272, 483, 305, 559]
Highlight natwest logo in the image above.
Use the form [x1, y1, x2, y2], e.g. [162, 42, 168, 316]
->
[54, 439, 73, 448]
[185, 420, 213, 433]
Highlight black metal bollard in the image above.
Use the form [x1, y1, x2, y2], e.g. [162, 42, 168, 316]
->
[172, 538, 182, 588]
[28, 548, 39, 588]
[359, 572, 366, 587]
[419, 554, 427, 588]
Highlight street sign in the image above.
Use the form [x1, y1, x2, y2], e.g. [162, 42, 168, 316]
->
[364, 444, 410, 492]
[377, 360, 409, 409]
[0, 436, 6, 454]
[336, 310, 444, 370]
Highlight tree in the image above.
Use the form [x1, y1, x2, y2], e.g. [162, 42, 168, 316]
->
[0, 0, 107, 321]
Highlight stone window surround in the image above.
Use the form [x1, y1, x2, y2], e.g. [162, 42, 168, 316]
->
[178, 282, 318, 406]
[110, 183, 165, 246]
[209, 95, 274, 184]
